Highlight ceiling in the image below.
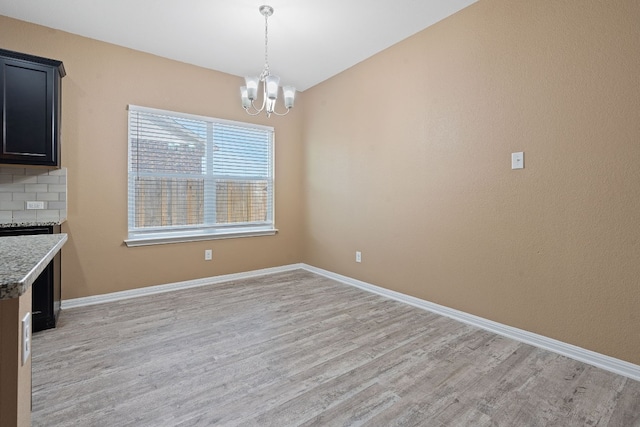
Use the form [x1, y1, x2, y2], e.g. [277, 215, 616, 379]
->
[0, 0, 477, 91]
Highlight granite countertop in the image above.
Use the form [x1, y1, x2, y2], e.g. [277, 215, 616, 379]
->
[0, 220, 66, 228]
[0, 234, 67, 300]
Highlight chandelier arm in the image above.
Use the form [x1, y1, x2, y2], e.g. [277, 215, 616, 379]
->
[244, 83, 269, 115]
[243, 107, 264, 116]
[270, 106, 292, 116]
[243, 101, 265, 115]
[255, 81, 270, 112]
[250, 96, 267, 113]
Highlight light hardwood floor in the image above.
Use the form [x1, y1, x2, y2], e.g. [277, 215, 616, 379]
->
[32, 270, 640, 426]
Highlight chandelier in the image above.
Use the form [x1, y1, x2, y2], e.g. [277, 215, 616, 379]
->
[240, 5, 295, 117]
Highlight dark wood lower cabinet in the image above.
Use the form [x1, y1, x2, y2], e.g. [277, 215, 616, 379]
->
[0, 225, 61, 332]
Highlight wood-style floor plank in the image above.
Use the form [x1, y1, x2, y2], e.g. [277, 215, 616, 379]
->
[31, 270, 640, 426]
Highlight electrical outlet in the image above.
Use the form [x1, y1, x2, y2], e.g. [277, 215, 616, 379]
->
[356, 251, 362, 263]
[204, 249, 212, 261]
[22, 312, 31, 365]
[511, 152, 524, 169]
[26, 201, 45, 210]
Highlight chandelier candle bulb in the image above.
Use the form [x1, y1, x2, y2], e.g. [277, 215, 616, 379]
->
[283, 86, 296, 109]
[245, 77, 259, 100]
[266, 75, 280, 99]
[240, 87, 251, 108]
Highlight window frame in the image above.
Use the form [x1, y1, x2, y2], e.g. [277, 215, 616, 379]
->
[125, 105, 277, 247]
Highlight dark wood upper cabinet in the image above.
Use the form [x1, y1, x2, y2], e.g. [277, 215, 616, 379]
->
[0, 48, 65, 167]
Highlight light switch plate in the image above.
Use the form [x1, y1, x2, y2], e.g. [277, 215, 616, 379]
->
[512, 152, 524, 169]
[22, 312, 31, 365]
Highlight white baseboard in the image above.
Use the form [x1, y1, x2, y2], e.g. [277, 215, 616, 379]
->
[301, 264, 640, 382]
[61, 263, 305, 309]
[61, 262, 640, 382]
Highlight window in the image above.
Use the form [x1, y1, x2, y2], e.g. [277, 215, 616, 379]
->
[125, 105, 275, 246]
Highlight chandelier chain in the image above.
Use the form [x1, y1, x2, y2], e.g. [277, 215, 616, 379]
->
[263, 11, 270, 79]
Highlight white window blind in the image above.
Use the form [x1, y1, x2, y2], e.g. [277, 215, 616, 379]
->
[126, 105, 275, 246]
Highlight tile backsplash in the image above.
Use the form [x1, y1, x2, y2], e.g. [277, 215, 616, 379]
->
[0, 166, 67, 224]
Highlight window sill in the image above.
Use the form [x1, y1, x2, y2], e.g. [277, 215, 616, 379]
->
[124, 228, 278, 247]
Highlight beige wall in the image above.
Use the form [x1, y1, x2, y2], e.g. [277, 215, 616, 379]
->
[0, 16, 305, 300]
[302, 0, 640, 365]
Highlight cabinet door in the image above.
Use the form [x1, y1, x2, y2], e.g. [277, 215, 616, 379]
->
[32, 263, 55, 331]
[0, 226, 59, 331]
[0, 58, 57, 166]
